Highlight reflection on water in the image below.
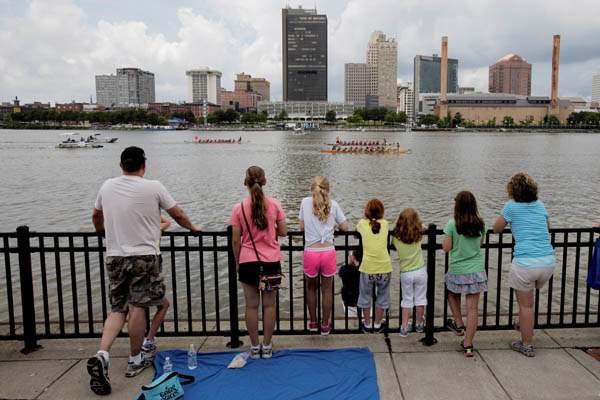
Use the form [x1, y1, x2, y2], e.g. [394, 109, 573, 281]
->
[1, 129, 600, 230]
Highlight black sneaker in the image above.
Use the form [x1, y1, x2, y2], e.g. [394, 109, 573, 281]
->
[446, 318, 465, 336]
[87, 354, 111, 396]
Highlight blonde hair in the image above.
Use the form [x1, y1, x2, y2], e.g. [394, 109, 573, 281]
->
[310, 176, 331, 223]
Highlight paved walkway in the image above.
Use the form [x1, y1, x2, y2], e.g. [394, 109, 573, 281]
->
[0, 328, 598, 399]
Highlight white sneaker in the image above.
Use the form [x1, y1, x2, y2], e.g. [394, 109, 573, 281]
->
[250, 345, 261, 360]
[261, 343, 273, 359]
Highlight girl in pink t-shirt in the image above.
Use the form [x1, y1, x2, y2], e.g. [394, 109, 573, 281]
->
[230, 166, 287, 359]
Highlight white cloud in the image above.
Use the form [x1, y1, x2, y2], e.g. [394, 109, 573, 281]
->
[0, 0, 599, 103]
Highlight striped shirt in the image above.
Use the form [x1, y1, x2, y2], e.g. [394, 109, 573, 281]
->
[502, 200, 554, 260]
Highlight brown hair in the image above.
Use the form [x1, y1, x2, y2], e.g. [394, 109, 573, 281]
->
[244, 166, 268, 230]
[507, 172, 538, 203]
[392, 208, 423, 244]
[311, 176, 331, 223]
[454, 191, 484, 237]
[364, 199, 384, 234]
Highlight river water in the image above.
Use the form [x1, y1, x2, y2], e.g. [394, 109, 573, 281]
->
[1, 129, 599, 330]
[1, 129, 600, 231]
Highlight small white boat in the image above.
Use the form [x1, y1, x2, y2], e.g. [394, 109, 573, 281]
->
[56, 133, 103, 149]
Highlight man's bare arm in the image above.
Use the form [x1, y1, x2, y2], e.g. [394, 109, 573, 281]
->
[166, 205, 201, 232]
[92, 208, 104, 233]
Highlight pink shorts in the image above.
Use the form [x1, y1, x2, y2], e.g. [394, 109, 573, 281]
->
[303, 247, 337, 278]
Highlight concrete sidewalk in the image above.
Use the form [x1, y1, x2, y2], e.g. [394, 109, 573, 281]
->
[0, 328, 598, 400]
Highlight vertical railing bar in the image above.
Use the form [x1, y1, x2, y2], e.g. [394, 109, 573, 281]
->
[68, 235, 79, 335]
[16, 226, 39, 352]
[584, 231, 592, 324]
[288, 233, 294, 333]
[184, 236, 192, 333]
[213, 235, 220, 332]
[54, 236, 65, 335]
[547, 231, 556, 326]
[226, 226, 241, 348]
[572, 231, 581, 325]
[422, 224, 437, 346]
[508, 236, 515, 328]
[344, 233, 349, 331]
[482, 231, 489, 328]
[443, 252, 448, 327]
[98, 235, 107, 323]
[169, 235, 178, 333]
[199, 236, 207, 333]
[495, 233, 503, 328]
[83, 236, 94, 334]
[559, 232, 568, 325]
[38, 236, 50, 336]
[3, 236, 15, 337]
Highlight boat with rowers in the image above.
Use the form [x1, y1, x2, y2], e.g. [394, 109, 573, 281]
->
[185, 136, 242, 144]
[330, 137, 391, 147]
[320, 145, 410, 155]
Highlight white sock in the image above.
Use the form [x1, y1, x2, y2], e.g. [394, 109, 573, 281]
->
[262, 343, 272, 349]
[129, 353, 142, 365]
[143, 338, 154, 346]
[97, 350, 109, 364]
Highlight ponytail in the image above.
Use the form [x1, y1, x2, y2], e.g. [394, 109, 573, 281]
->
[244, 166, 268, 230]
[364, 199, 384, 234]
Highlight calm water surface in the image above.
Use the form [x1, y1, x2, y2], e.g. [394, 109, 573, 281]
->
[1, 129, 599, 230]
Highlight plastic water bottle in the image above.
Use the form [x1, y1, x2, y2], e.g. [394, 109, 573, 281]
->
[163, 356, 173, 373]
[187, 344, 198, 370]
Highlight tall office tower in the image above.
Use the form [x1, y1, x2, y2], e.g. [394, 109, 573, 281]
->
[413, 54, 458, 116]
[344, 63, 376, 105]
[234, 73, 271, 101]
[282, 6, 327, 101]
[95, 68, 155, 107]
[186, 68, 222, 104]
[592, 73, 600, 102]
[489, 54, 532, 96]
[116, 68, 155, 106]
[367, 31, 398, 109]
[95, 74, 117, 107]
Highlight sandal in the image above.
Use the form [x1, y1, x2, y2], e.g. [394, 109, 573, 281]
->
[446, 318, 465, 336]
[461, 341, 474, 358]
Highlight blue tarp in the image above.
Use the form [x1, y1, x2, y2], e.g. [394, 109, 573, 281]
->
[153, 347, 379, 400]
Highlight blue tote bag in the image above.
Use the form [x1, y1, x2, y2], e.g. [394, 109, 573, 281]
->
[587, 238, 600, 290]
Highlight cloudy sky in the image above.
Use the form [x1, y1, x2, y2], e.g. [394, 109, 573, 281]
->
[1, 0, 599, 104]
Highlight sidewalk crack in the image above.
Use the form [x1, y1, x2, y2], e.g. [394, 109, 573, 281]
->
[477, 350, 513, 400]
[34, 358, 79, 400]
[384, 333, 405, 400]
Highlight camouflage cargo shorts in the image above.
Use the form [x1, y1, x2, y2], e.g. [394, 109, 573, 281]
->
[106, 255, 166, 313]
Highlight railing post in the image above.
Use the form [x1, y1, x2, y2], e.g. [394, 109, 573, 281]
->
[16, 226, 41, 353]
[421, 224, 438, 346]
[226, 226, 242, 348]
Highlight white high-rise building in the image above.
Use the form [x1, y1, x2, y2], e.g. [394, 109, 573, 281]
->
[367, 31, 398, 109]
[95, 68, 155, 107]
[397, 82, 414, 121]
[186, 68, 222, 104]
[95, 74, 117, 107]
[344, 63, 376, 105]
[593, 73, 600, 102]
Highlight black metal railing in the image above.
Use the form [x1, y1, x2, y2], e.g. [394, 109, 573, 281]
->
[0, 225, 598, 353]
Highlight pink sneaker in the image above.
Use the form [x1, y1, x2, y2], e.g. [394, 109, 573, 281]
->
[320, 323, 331, 336]
[308, 321, 319, 333]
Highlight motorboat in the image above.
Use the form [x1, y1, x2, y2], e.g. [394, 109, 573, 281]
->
[56, 133, 104, 149]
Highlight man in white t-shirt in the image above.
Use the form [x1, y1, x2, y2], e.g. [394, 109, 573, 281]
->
[87, 146, 200, 396]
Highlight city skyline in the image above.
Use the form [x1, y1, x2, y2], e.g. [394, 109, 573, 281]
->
[1, 0, 599, 103]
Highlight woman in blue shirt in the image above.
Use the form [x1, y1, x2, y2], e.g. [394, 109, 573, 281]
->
[493, 172, 555, 357]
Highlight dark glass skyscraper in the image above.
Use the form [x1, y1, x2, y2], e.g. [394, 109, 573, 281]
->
[413, 55, 458, 94]
[282, 7, 327, 101]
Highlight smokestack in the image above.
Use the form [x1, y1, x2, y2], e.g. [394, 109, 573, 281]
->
[440, 36, 448, 102]
[551, 34, 560, 110]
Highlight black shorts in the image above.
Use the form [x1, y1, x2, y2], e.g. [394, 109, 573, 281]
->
[238, 261, 282, 286]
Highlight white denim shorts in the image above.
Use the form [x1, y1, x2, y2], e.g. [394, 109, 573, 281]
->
[509, 265, 555, 291]
[400, 267, 427, 308]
